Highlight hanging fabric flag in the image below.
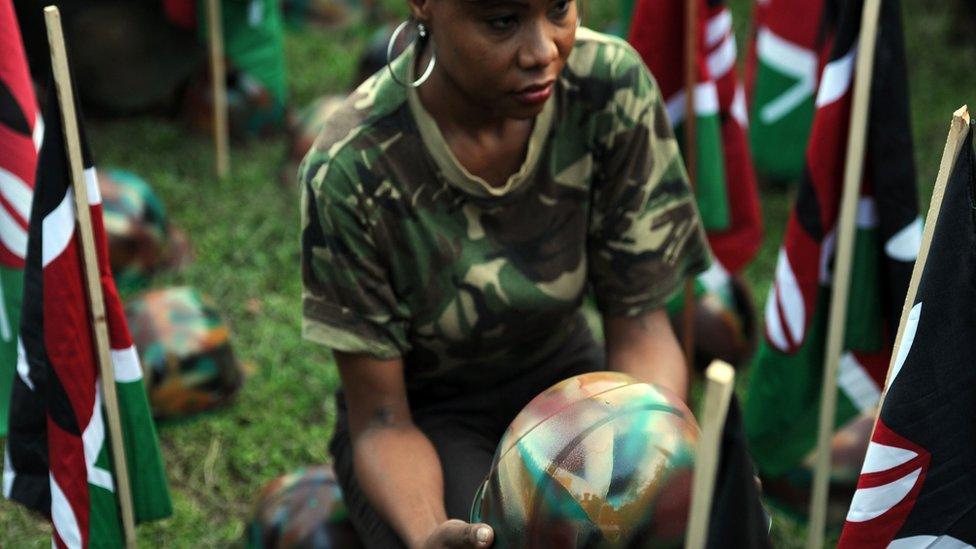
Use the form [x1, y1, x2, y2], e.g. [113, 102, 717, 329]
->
[838, 120, 976, 549]
[0, 0, 39, 437]
[747, 0, 827, 183]
[743, 0, 921, 497]
[3, 83, 171, 547]
[628, 0, 762, 274]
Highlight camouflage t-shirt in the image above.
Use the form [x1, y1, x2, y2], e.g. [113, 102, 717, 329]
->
[300, 28, 710, 395]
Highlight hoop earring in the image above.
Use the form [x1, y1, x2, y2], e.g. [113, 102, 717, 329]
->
[387, 20, 436, 88]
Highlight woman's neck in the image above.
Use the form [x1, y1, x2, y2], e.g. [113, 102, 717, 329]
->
[415, 45, 510, 137]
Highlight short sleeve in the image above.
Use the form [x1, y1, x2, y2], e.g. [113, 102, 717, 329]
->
[300, 152, 410, 359]
[588, 48, 711, 317]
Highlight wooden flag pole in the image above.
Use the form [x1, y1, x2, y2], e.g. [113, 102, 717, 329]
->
[872, 107, 970, 418]
[207, 0, 230, 179]
[682, 0, 699, 364]
[684, 360, 735, 549]
[806, 0, 883, 545]
[43, 7, 138, 548]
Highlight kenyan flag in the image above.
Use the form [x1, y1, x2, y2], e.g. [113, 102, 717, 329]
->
[744, 0, 920, 481]
[0, 0, 39, 437]
[3, 84, 171, 546]
[747, 0, 826, 183]
[629, 0, 763, 273]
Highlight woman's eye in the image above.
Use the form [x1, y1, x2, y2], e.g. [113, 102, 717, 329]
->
[551, 0, 571, 17]
[487, 15, 518, 31]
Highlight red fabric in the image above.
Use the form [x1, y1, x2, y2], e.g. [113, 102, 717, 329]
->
[838, 420, 930, 548]
[163, 0, 198, 30]
[745, 0, 827, 107]
[44, 228, 96, 549]
[628, 0, 763, 273]
[0, 0, 38, 268]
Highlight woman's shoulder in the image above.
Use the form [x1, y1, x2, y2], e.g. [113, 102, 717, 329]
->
[299, 71, 409, 192]
[566, 28, 656, 90]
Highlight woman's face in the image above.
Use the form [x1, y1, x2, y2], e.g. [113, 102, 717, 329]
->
[412, 0, 578, 120]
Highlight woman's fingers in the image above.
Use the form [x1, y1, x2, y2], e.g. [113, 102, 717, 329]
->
[431, 519, 493, 548]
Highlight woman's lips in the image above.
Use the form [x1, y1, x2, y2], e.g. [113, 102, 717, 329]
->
[514, 82, 554, 105]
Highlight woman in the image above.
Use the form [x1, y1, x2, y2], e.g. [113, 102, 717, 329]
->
[299, 0, 711, 546]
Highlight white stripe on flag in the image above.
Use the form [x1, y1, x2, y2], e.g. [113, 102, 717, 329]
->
[816, 45, 858, 107]
[41, 189, 75, 268]
[706, 10, 732, 47]
[0, 174, 28, 259]
[764, 283, 789, 351]
[16, 337, 32, 391]
[837, 352, 881, 412]
[856, 197, 879, 229]
[666, 82, 721, 127]
[886, 217, 923, 262]
[731, 83, 748, 128]
[83, 383, 115, 493]
[775, 249, 805, 349]
[84, 168, 101, 206]
[699, 258, 730, 293]
[890, 302, 922, 386]
[33, 115, 44, 152]
[756, 27, 818, 124]
[50, 473, 83, 549]
[889, 536, 975, 549]
[3, 443, 14, 498]
[112, 346, 143, 383]
[845, 467, 921, 523]
[860, 441, 918, 475]
[0, 165, 34, 220]
[0, 269, 9, 342]
[707, 34, 737, 81]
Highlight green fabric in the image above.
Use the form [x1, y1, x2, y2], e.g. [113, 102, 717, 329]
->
[744, 227, 883, 477]
[675, 114, 731, 230]
[199, 0, 288, 121]
[299, 29, 711, 394]
[116, 378, 173, 522]
[749, 58, 817, 183]
[0, 265, 23, 437]
[619, 0, 636, 37]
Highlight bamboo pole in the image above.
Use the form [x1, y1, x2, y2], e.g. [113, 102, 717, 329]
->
[682, 0, 699, 364]
[685, 361, 735, 549]
[43, 7, 137, 548]
[872, 107, 970, 421]
[207, 0, 230, 179]
[806, 0, 883, 545]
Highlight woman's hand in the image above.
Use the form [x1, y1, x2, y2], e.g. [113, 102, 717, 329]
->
[421, 520, 493, 549]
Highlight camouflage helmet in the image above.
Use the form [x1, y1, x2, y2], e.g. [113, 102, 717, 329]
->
[99, 168, 192, 292]
[125, 287, 244, 420]
[246, 464, 363, 548]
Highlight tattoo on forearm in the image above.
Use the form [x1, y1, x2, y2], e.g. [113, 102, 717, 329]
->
[369, 405, 397, 428]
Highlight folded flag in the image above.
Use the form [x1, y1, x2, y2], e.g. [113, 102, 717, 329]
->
[744, 0, 921, 483]
[3, 83, 171, 547]
[838, 121, 976, 548]
[0, 0, 39, 437]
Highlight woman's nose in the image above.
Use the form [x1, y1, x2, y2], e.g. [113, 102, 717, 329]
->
[517, 22, 559, 70]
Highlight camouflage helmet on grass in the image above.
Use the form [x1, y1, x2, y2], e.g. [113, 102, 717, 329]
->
[247, 464, 363, 548]
[99, 168, 192, 292]
[125, 287, 243, 420]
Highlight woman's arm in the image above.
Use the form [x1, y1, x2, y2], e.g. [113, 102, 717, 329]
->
[602, 309, 688, 401]
[334, 351, 493, 549]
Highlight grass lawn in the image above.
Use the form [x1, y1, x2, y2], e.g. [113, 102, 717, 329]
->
[1, 0, 973, 546]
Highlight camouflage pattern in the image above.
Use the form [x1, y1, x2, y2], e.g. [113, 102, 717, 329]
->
[300, 28, 710, 395]
[471, 372, 698, 547]
[125, 287, 244, 419]
[99, 168, 192, 291]
[246, 464, 363, 549]
[282, 95, 346, 186]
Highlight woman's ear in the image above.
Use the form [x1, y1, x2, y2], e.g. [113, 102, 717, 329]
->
[406, 0, 431, 22]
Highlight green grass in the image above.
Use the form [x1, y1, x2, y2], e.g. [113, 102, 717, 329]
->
[1, 0, 973, 546]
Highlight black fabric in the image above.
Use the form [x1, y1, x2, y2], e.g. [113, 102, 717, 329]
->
[329, 314, 606, 548]
[706, 396, 772, 548]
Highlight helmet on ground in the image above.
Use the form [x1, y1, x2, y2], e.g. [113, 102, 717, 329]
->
[246, 464, 363, 548]
[125, 287, 244, 419]
[472, 372, 698, 548]
[99, 168, 192, 291]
